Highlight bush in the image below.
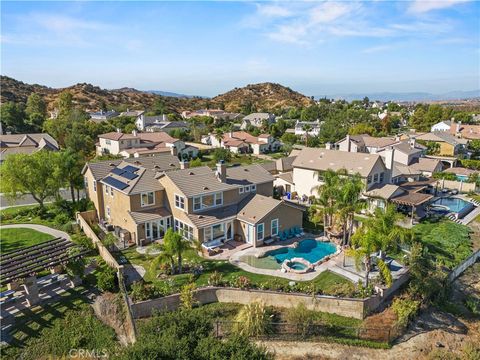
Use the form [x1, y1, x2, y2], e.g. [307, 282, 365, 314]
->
[377, 259, 393, 287]
[130, 281, 155, 302]
[180, 283, 197, 311]
[233, 302, 272, 337]
[392, 298, 420, 327]
[53, 213, 71, 227]
[96, 265, 118, 292]
[71, 233, 95, 250]
[208, 271, 223, 286]
[327, 282, 356, 297]
[285, 303, 313, 336]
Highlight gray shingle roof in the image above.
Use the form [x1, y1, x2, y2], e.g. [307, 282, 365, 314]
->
[225, 164, 274, 186]
[237, 194, 287, 224]
[128, 207, 171, 224]
[186, 204, 238, 228]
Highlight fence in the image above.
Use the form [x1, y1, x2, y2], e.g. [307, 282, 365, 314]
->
[213, 320, 399, 344]
[439, 179, 478, 193]
[447, 249, 480, 283]
[118, 271, 138, 344]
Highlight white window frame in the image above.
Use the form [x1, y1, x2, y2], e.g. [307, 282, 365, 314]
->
[374, 173, 379, 183]
[141, 191, 155, 207]
[257, 223, 264, 241]
[251, 184, 256, 193]
[245, 185, 251, 192]
[271, 219, 279, 236]
[174, 219, 193, 240]
[193, 196, 201, 211]
[215, 192, 223, 206]
[93, 180, 97, 192]
[175, 194, 185, 210]
[239, 187, 244, 194]
[105, 185, 109, 195]
[379, 172, 384, 183]
[105, 139, 111, 145]
[367, 175, 372, 184]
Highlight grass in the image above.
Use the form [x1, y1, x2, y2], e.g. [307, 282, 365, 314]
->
[119, 247, 353, 297]
[0, 286, 118, 360]
[0, 227, 54, 253]
[413, 220, 472, 269]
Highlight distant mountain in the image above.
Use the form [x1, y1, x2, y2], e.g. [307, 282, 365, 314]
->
[321, 90, 480, 102]
[144, 90, 201, 99]
[213, 82, 314, 112]
[0, 77, 313, 114]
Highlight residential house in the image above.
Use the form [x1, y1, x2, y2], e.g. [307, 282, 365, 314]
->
[294, 120, 322, 137]
[450, 121, 480, 140]
[182, 109, 242, 121]
[135, 113, 190, 133]
[416, 131, 468, 157]
[431, 120, 452, 132]
[290, 148, 389, 197]
[334, 134, 398, 154]
[84, 158, 303, 247]
[202, 131, 281, 155]
[120, 109, 144, 118]
[89, 110, 119, 122]
[240, 113, 275, 130]
[135, 114, 168, 131]
[96, 131, 199, 159]
[0, 133, 59, 163]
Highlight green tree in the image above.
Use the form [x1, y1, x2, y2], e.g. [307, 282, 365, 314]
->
[349, 123, 376, 136]
[212, 148, 231, 163]
[163, 228, 191, 273]
[1, 150, 63, 210]
[56, 91, 74, 119]
[57, 149, 84, 203]
[25, 93, 47, 131]
[0, 102, 26, 133]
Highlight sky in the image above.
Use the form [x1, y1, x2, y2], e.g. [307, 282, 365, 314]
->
[1, 1, 479, 97]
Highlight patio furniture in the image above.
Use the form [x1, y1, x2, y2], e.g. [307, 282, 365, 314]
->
[263, 237, 275, 245]
[280, 231, 288, 241]
[202, 239, 223, 252]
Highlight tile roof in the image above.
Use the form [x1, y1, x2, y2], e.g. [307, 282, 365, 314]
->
[277, 172, 294, 184]
[98, 132, 138, 141]
[0, 133, 59, 149]
[292, 148, 384, 177]
[443, 167, 479, 176]
[409, 158, 441, 173]
[186, 204, 238, 228]
[225, 164, 274, 186]
[128, 207, 171, 224]
[237, 194, 286, 224]
[165, 166, 236, 197]
[416, 132, 468, 146]
[365, 184, 405, 200]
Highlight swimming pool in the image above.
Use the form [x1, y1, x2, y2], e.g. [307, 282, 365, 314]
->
[431, 197, 474, 218]
[239, 239, 337, 270]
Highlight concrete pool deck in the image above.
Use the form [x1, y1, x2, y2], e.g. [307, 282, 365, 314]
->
[229, 235, 365, 283]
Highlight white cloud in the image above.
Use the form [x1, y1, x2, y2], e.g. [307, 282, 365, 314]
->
[408, 0, 471, 14]
[361, 44, 395, 54]
[256, 4, 293, 18]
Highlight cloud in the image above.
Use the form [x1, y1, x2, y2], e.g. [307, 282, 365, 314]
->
[31, 14, 105, 32]
[361, 44, 395, 54]
[256, 4, 293, 18]
[408, 0, 471, 14]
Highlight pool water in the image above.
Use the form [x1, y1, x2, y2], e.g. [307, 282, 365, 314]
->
[431, 197, 472, 213]
[289, 262, 308, 271]
[240, 239, 336, 270]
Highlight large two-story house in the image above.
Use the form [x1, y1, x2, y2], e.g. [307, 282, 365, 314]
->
[96, 131, 198, 159]
[201, 131, 281, 155]
[83, 156, 303, 247]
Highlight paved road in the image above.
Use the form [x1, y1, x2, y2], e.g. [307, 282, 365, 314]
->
[0, 223, 71, 240]
[0, 189, 86, 209]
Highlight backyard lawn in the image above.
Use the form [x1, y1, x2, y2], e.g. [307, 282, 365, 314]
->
[119, 247, 353, 297]
[0, 227, 54, 253]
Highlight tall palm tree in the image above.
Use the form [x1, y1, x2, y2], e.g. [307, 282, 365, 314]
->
[337, 172, 364, 245]
[315, 169, 340, 230]
[151, 251, 175, 275]
[163, 228, 191, 274]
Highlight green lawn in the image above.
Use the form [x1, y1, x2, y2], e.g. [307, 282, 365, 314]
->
[413, 220, 472, 269]
[0, 227, 54, 253]
[119, 247, 354, 297]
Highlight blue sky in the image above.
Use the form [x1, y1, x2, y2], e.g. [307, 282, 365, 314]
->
[1, 1, 479, 96]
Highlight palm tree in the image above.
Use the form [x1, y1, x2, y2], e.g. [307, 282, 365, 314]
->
[348, 225, 378, 288]
[302, 124, 312, 146]
[163, 228, 191, 274]
[314, 169, 340, 231]
[337, 172, 364, 245]
[214, 129, 225, 147]
[151, 250, 175, 275]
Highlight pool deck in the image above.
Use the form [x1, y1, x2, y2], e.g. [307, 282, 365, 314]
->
[229, 235, 365, 283]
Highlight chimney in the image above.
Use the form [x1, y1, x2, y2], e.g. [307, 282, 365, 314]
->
[346, 134, 351, 152]
[395, 134, 400, 142]
[384, 147, 395, 183]
[116, 128, 121, 133]
[132, 130, 137, 137]
[216, 160, 227, 183]
[170, 146, 178, 156]
[456, 121, 461, 134]
[409, 136, 416, 149]
[180, 160, 189, 169]
[229, 131, 233, 138]
[325, 142, 332, 150]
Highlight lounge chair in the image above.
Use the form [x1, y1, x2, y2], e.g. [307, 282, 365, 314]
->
[280, 231, 288, 241]
[287, 228, 294, 239]
[263, 237, 275, 245]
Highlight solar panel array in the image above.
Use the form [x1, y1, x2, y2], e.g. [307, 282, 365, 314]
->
[123, 165, 139, 173]
[111, 167, 125, 176]
[121, 172, 138, 180]
[103, 176, 129, 190]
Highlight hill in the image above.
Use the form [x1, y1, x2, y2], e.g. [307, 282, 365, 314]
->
[0, 76, 313, 114]
[212, 82, 314, 112]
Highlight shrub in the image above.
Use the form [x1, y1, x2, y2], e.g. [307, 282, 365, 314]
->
[53, 213, 71, 227]
[71, 233, 95, 250]
[235, 276, 251, 289]
[285, 303, 313, 336]
[233, 301, 272, 337]
[208, 271, 223, 286]
[356, 280, 374, 298]
[130, 281, 154, 302]
[392, 298, 420, 327]
[377, 259, 393, 287]
[327, 282, 356, 298]
[180, 283, 197, 311]
[465, 295, 480, 315]
[96, 266, 118, 292]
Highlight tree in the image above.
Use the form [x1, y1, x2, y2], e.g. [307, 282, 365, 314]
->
[1, 150, 63, 210]
[57, 149, 84, 203]
[302, 124, 312, 146]
[337, 172, 364, 245]
[25, 93, 47, 132]
[349, 123, 375, 136]
[56, 91, 74, 119]
[212, 148, 231, 163]
[314, 169, 340, 230]
[163, 228, 191, 273]
[0, 102, 26, 133]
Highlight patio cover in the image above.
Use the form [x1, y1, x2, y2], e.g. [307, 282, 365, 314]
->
[390, 192, 433, 207]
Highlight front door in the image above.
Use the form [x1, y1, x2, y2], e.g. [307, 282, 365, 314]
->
[246, 224, 254, 244]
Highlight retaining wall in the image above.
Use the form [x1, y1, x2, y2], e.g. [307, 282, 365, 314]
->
[447, 249, 480, 283]
[440, 179, 477, 193]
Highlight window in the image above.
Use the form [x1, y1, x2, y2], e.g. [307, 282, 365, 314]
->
[175, 194, 185, 210]
[202, 194, 214, 208]
[141, 192, 155, 207]
[105, 185, 109, 195]
[93, 180, 97, 192]
[239, 187, 244, 194]
[105, 139, 111, 145]
[245, 185, 251, 192]
[204, 221, 233, 242]
[367, 175, 372, 184]
[174, 219, 193, 240]
[271, 219, 279, 236]
[379, 172, 384, 183]
[106, 206, 110, 219]
[146, 222, 151, 238]
[251, 184, 256, 193]
[257, 223, 264, 241]
[84, 177, 88, 189]
[215, 192, 223, 206]
[193, 196, 201, 210]
[374, 173, 379, 183]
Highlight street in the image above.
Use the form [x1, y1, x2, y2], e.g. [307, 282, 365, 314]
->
[0, 189, 86, 209]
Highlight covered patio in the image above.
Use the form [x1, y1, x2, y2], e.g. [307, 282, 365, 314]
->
[391, 192, 433, 226]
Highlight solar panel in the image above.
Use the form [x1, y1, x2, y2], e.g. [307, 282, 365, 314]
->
[111, 168, 125, 176]
[123, 165, 139, 173]
[120, 172, 138, 180]
[103, 176, 129, 190]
